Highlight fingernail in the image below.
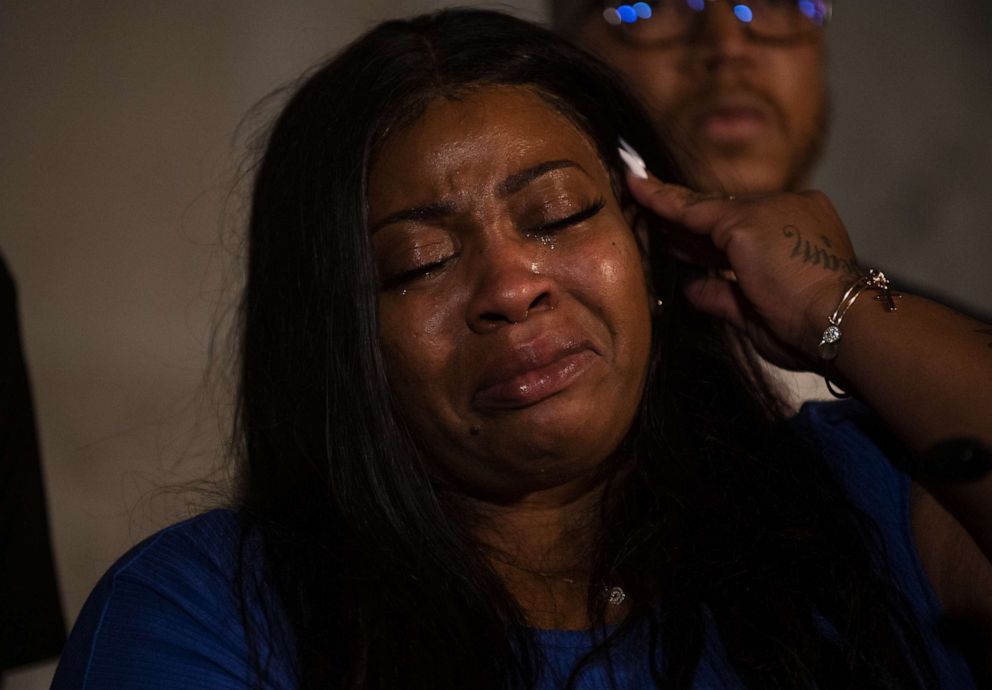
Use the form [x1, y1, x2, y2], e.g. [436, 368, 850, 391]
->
[618, 137, 648, 180]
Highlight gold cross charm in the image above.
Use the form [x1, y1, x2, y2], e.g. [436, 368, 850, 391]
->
[873, 290, 902, 312]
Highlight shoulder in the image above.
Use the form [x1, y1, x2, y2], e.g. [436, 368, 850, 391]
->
[791, 400, 935, 574]
[791, 398, 894, 458]
[96, 508, 245, 586]
[790, 399, 912, 524]
[53, 509, 296, 690]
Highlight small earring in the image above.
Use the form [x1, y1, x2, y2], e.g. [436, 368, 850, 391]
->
[654, 297, 664, 313]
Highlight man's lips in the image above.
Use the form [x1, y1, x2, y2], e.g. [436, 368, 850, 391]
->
[473, 338, 598, 411]
[681, 91, 778, 146]
[694, 106, 769, 144]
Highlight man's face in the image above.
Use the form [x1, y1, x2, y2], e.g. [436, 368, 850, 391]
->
[574, 3, 828, 194]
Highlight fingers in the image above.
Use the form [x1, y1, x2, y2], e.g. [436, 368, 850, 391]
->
[669, 240, 731, 271]
[626, 171, 734, 238]
[682, 274, 748, 332]
[668, 241, 732, 271]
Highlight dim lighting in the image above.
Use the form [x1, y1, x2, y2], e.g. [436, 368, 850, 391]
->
[733, 4, 753, 23]
[617, 5, 638, 23]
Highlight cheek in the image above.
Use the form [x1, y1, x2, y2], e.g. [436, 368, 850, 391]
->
[378, 296, 457, 417]
[560, 232, 652, 345]
[774, 48, 826, 128]
[618, 57, 688, 114]
[578, 33, 687, 113]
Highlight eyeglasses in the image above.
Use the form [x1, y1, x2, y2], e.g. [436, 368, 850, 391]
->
[602, 0, 832, 45]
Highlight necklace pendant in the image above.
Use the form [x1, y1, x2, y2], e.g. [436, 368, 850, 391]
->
[603, 585, 627, 606]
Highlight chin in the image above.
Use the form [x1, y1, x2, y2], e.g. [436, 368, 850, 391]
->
[687, 142, 795, 194]
[707, 162, 794, 195]
[496, 397, 632, 469]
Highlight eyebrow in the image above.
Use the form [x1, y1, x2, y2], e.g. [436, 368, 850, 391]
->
[495, 159, 585, 197]
[369, 201, 457, 235]
[369, 159, 586, 234]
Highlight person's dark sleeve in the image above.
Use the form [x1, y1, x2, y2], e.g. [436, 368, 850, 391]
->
[0, 251, 66, 670]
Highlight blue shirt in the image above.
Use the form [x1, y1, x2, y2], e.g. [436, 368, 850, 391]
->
[52, 401, 977, 689]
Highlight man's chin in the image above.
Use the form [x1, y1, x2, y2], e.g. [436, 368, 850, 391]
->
[687, 123, 826, 195]
[686, 151, 803, 195]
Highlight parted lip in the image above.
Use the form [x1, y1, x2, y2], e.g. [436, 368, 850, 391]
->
[687, 92, 776, 132]
[472, 332, 599, 408]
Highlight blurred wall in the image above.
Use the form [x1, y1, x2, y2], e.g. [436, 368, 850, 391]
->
[0, 1, 988, 686]
[817, 0, 992, 318]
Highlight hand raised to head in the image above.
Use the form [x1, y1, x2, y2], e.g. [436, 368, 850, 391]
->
[626, 171, 862, 371]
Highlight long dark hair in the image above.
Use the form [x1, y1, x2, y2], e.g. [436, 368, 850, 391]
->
[234, 9, 936, 689]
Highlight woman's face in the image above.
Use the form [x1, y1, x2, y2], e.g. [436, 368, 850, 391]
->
[369, 86, 653, 502]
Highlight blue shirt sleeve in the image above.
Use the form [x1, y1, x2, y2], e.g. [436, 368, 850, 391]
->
[52, 510, 296, 689]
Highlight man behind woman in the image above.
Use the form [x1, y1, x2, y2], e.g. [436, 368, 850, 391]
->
[54, 9, 990, 689]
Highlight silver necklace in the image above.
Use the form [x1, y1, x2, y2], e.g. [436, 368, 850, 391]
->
[493, 557, 628, 606]
[602, 585, 627, 606]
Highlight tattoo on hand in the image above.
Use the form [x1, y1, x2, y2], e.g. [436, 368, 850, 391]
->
[783, 226, 860, 276]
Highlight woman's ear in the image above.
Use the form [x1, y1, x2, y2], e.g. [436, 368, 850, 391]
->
[623, 203, 658, 310]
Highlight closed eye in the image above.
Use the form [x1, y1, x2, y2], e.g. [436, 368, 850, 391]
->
[381, 257, 453, 290]
[525, 198, 605, 236]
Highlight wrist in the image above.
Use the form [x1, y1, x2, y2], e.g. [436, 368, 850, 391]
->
[810, 269, 901, 397]
[799, 277, 851, 360]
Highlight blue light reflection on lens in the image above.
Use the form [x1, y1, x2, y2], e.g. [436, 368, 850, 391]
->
[733, 4, 753, 23]
[633, 1, 652, 19]
[617, 4, 638, 23]
[687, 0, 705, 11]
[798, 1, 815, 18]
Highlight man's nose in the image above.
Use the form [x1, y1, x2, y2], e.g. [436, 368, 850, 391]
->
[690, 2, 752, 66]
[465, 238, 556, 334]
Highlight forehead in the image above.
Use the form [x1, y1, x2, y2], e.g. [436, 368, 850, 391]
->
[368, 86, 611, 211]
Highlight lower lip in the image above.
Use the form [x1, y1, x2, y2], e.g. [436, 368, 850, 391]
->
[696, 110, 767, 143]
[473, 350, 597, 411]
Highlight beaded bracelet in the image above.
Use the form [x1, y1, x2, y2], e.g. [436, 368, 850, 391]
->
[817, 269, 900, 398]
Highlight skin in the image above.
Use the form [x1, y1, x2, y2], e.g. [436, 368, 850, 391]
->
[368, 87, 652, 627]
[367, 82, 991, 652]
[627, 171, 992, 670]
[578, 5, 992, 669]
[574, 2, 828, 194]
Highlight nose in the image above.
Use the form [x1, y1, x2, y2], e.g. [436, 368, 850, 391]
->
[689, 2, 751, 68]
[466, 238, 556, 334]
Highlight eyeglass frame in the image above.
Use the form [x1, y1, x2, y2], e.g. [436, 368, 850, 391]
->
[601, 0, 833, 46]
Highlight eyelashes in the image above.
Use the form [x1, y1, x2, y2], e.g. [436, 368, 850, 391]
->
[381, 259, 450, 290]
[524, 197, 605, 237]
[380, 197, 607, 290]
